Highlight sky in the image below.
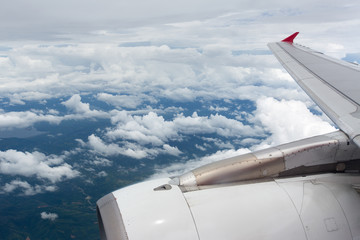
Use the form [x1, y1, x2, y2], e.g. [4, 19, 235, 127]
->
[1, 0, 360, 196]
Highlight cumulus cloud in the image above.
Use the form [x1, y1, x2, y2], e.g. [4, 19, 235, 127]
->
[86, 134, 181, 159]
[97, 93, 151, 109]
[0, 94, 110, 130]
[253, 97, 336, 148]
[0, 109, 62, 129]
[62, 94, 108, 119]
[173, 112, 263, 137]
[9, 92, 52, 105]
[162, 144, 182, 156]
[107, 111, 178, 146]
[1, 180, 57, 196]
[162, 88, 196, 102]
[62, 94, 91, 114]
[90, 157, 113, 166]
[107, 110, 263, 145]
[0, 150, 79, 183]
[40, 212, 58, 221]
[87, 134, 124, 156]
[83, 109, 265, 159]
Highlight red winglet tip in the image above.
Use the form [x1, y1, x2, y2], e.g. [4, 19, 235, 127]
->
[281, 32, 299, 43]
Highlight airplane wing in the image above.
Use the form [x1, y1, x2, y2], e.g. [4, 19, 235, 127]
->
[268, 32, 360, 147]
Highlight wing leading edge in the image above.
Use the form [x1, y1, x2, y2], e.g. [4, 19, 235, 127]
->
[268, 33, 360, 147]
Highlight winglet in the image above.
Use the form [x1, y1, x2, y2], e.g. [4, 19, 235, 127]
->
[282, 32, 299, 43]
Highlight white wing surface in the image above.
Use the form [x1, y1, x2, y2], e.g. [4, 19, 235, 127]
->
[268, 33, 360, 147]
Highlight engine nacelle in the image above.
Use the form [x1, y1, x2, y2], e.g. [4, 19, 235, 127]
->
[97, 174, 360, 240]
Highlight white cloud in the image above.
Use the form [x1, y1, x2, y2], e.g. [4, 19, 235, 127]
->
[195, 144, 207, 151]
[9, 92, 52, 105]
[84, 110, 265, 159]
[11, 55, 53, 72]
[97, 171, 108, 177]
[209, 105, 229, 112]
[0, 94, 110, 130]
[62, 94, 108, 119]
[40, 212, 58, 221]
[91, 157, 113, 166]
[108, 110, 263, 144]
[87, 135, 142, 158]
[107, 111, 178, 146]
[1, 180, 57, 196]
[0, 150, 79, 183]
[86, 133, 181, 159]
[323, 43, 346, 59]
[162, 144, 182, 156]
[87, 134, 124, 156]
[0, 109, 62, 129]
[62, 94, 91, 114]
[173, 112, 263, 137]
[253, 97, 336, 149]
[97, 93, 151, 109]
[162, 88, 196, 102]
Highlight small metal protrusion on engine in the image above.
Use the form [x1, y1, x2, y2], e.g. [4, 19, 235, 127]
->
[154, 184, 172, 191]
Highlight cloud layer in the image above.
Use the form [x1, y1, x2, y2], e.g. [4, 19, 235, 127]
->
[81, 109, 265, 159]
[1, 0, 360, 46]
[1, 1, 359, 194]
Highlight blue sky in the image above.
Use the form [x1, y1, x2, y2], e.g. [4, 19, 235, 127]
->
[1, 0, 359, 196]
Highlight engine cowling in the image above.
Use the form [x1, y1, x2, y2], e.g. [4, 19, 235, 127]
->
[97, 174, 360, 240]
